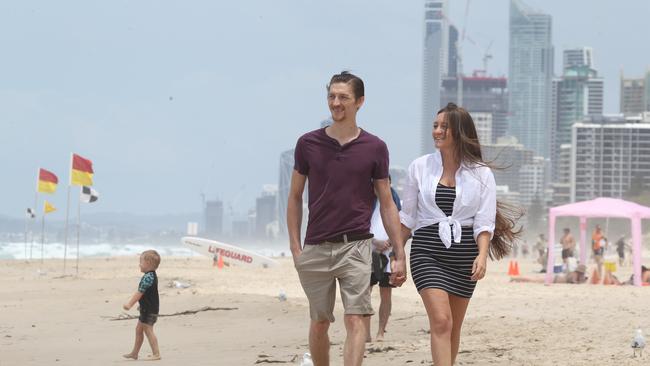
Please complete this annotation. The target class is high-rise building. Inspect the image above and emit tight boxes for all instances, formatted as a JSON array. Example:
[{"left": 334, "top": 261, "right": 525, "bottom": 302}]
[
  {"left": 550, "top": 143, "right": 572, "bottom": 206},
  {"left": 482, "top": 137, "right": 534, "bottom": 194},
  {"left": 204, "top": 199, "right": 223, "bottom": 238},
  {"left": 255, "top": 187, "right": 277, "bottom": 239},
  {"left": 472, "top": 112, "right": 492, "bottom": 145},
  {"left": 508, "top": 0, "right": 554, "bottom": 157},
  {"left": 551, "top": 60, "right": 603, "bottom": 180},
  {"left": 482, "top": 136, "right": 548, "bottom": 211},
  {"left": 447, "top": 25, "right": 458, "bottom": 78},
  {"left": 277, "top": 149, "right": 294, "bottom": 237},
  {"left": 562, "top": 47, "right": 593, "bottom": 70},
  {"left": 571, "top": 113, "right": 650, "bottom": 202},
  {"left": 519, "top": 156, "right": 548, "bottom": 206},
  {"left": 421, "top": 0, "right": 449, "bottom": 155},
  {"left": 441, "top": 74, "right": 508, "bottom": 143},
  {"left": 620, "top": 71, "right": 649, "bottom": 116}
]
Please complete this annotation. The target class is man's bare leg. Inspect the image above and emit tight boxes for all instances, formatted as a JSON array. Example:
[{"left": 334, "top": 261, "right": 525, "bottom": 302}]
[
  {"left": 376, "top": 287, "right": 392, "bottom": 341},
  {"left": 363, "top": 315, "right": 372, "bottom": 342},
  {"left": 343, "top": 314, "right": 367, "bottom": 366},
  {"left": 309, "top": 320, "right": 330, "bottom": 366}
]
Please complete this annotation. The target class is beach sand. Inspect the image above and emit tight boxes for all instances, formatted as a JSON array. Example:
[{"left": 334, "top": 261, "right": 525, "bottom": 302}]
[{"left": 1, "top": 254, "right": 648, "bottom": 365}]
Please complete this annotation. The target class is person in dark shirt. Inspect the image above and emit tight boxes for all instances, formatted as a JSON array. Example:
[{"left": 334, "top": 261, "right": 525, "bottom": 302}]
[
  {"left": 122, "top": 250, "right": 161, "bottom": 361},
  {"left": 288, "top": 71, "right": 406, "bottom": 366}
]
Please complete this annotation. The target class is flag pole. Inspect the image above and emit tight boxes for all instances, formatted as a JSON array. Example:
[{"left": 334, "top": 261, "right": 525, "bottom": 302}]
[
  {"left": 40, "top": 209, "right": 46, "bottom": 265},
  {"left": 63, "top": 153, "right": 73, "bottom": 274},
  {"left": 30, "top": 168, "right": 39, "bottom": 261},
  {"left": 76, "top": 188, "right": 81, "bottom": 276},
  {"left": 23, "top": 211, "right": 28, "bottom": 261}
]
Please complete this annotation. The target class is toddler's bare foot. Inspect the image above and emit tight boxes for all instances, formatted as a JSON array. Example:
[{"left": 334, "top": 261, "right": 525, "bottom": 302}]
[
  {"left": 144, "top": 354, "right": 161, "bottom": 361},
  {"left": 122, "top": 353, "right": 138, "bottom": 360}
]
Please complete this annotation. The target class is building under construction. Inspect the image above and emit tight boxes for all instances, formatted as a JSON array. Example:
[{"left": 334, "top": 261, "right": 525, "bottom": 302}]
[{"left": 440, "top": 73, "right": 508, "bottom": 144}]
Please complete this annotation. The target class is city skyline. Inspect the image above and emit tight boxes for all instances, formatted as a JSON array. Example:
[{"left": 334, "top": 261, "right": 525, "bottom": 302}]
[{"left": 2, "top": 0, "right": 650, "bottom": 219}]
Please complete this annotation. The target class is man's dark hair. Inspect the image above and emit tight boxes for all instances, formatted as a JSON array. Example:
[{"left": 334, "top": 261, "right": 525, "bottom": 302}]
[{"left": 327, "top": 71, "right": 364, "bottom": 100}]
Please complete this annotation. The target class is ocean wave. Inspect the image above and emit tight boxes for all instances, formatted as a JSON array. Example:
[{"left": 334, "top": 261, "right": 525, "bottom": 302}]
[{"left": 0, "top": 241, "right": 290, "bottom": 260}]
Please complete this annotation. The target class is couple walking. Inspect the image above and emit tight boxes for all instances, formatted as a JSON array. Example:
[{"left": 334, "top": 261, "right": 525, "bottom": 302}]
[{"left": 287, "top": 71, "right": 519, "bottom": 366}]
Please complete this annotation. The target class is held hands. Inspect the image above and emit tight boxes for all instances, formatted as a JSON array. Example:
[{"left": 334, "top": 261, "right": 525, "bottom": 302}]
[
  {"left": 389, "top": 257, "right": 407, "bottom": 287},
  {"left": 471, "top": 254, "right": 488, "bottom": 281}
]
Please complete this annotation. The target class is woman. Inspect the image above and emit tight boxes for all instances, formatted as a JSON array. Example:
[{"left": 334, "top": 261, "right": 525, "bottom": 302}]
[{"left": 399, "top": 103, "right": 520, "bottom": 366}]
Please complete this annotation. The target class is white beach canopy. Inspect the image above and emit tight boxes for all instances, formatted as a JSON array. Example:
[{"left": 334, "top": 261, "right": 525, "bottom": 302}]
[{"left": 545, "top": 197, "right": 650, "bottom": 286}]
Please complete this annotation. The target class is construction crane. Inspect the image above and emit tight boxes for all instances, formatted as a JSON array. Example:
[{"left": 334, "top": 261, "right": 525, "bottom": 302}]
[{"left": 442, "top": 0, "right": 494, "bottom": 102}]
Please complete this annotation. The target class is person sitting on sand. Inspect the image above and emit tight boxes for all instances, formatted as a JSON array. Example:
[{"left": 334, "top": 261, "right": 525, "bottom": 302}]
[
  {"left": 510, "top": 264, "right": 588, "bottom": 284},
  {"left": 122, "top": 250, "right": 161, "bottom": 361},
  {"left": 603, "top": 266, "right": 650, "bottom": 285}
]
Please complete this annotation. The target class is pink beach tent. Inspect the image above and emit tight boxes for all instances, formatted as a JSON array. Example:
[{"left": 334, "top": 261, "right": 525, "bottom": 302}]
[{"left": 545, "top": 197, "right": 650, "bottom": 286}]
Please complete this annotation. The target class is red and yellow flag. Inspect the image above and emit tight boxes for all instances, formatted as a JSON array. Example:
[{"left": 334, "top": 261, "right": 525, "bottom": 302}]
[
  {"left": 71, "top": 154, "right": 94, "bottom": 186},
  {"left": 38, "top": 168, "right": 58, "bottom": 194}
]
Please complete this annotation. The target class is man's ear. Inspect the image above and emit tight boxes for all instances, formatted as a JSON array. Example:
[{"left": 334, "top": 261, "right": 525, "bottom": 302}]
[{"left": 356, "top": 95, "right": 365, "bottom": 110}]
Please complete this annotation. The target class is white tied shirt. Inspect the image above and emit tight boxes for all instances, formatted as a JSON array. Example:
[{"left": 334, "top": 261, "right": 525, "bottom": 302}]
[{"left": 399, "top": 152, "right": 497, "bottom": 248}]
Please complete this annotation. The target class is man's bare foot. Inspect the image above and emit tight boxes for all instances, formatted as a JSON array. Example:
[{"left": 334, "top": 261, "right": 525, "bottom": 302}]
[
  {"left": 122, "top": 353, "right": 138, "bottom": 360},
  {"left": 143, "top": 354, "right": 161, "bottom": 361}
]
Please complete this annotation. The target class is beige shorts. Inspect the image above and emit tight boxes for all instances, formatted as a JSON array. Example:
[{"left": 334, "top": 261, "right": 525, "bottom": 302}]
[{"left": 295, "top": 238, "right": 373, "bottom": 322}]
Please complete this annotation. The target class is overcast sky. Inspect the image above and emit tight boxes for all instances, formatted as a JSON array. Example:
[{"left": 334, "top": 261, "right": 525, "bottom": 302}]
[{"left": 1, "top": 0, "right": 649, "bottom": 219}]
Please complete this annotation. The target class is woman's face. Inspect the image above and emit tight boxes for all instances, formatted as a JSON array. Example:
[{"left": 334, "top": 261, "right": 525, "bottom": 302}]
[{"left": 433, "top": 112, "right": 455, "bottom": 151}]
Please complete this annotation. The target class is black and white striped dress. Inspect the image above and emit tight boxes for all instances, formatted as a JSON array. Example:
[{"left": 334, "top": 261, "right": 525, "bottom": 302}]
[{"left": 410, "top": 183, "right": 479, "bottom": 298}]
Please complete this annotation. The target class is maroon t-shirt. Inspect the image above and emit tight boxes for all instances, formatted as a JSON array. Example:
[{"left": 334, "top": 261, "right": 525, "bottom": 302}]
[{"left": 294, "top": 127, "right": 390, "bottom": 244}]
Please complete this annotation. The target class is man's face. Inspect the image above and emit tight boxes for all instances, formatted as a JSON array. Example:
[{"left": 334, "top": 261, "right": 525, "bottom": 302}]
[{"left": 327, "top": 82, "right": 363, "bottom": 122}]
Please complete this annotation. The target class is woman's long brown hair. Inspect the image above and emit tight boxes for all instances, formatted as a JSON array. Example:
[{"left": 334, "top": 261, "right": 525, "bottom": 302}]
[{"left": 437, "top": 102, "right": 523, "bottom": 260}]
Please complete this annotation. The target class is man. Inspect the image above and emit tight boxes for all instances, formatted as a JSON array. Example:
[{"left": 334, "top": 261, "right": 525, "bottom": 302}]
[
  {"left": 287, "top": 71, "right": 406, "bottom": 366},
  {"left": 591, "top": 225, "right": 605, "bottom": 278},
  {"left": 534, "top": 233, "right": 547, "bottom": 272},
  {"left": 560, "top": 228, "right": 576, "bottom": 266},
  {"left": 615, "top": 235, "right": 629, "bottom": 267}
]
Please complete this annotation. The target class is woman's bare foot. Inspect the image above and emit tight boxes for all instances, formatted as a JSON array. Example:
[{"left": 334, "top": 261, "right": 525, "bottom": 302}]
[
  {"left": 375, "top": 333, "right": 385, "bottom": 342},
  {"left": 143, "top": 354, "right": 161, "bottom": 361},
  {"left": 122, "top": 353, "right": 138, "bottom": 360}
]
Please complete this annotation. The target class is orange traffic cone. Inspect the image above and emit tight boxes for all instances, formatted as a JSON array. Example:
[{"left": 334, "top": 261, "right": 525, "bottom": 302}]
[
  {"left": 590, "top": 269, "right": 600, "bottom": 284},
  {"left": 508, "top": 260, "right": 520, "bottom": 276},
  {"left": 217, "top": 254, "right": 224, "bottom": 269}
]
